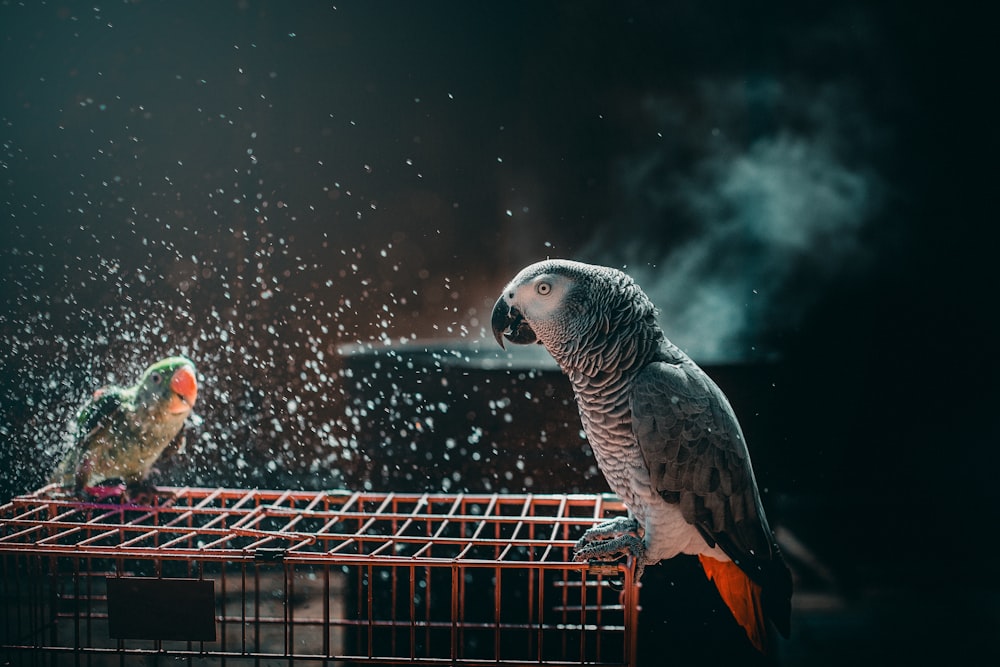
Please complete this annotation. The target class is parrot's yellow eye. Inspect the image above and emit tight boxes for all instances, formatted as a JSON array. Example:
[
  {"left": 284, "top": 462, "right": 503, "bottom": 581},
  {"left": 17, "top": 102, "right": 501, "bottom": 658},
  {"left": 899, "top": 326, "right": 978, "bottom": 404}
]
[{"left": 536, "top": 282, "right": 551, "bottom": 295}]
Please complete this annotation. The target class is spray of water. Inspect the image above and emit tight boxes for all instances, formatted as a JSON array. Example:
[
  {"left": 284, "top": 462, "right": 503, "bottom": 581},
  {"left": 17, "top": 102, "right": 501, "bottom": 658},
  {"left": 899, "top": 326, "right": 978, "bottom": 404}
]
[
  {"left": 0, "top": 217, "right": 582, "bottom": 501},
  {"left": 0, "top": 220, "right": 474, "bottom": 499}
]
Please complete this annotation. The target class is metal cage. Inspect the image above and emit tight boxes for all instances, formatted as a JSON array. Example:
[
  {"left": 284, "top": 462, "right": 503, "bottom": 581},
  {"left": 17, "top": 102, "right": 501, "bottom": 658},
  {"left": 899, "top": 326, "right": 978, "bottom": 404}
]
[{"left": 1, "top": 486, "right": 639, "bottom": 666}]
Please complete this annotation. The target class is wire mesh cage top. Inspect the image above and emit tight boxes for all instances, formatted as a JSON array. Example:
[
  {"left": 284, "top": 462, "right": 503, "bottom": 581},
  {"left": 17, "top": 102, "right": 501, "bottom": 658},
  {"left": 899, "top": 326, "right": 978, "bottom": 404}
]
[
  {"left": 1, "top": 486, "right": 639, "bottom": 666},
  {"left": 1, "top": 486, "right": 633, "bottom": 563}
]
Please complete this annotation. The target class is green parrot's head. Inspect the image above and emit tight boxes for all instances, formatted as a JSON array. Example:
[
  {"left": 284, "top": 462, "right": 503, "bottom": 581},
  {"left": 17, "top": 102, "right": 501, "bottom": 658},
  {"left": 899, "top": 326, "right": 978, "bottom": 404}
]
[
  {"left": 134, "top": 356, "right": 199, "bottom": 416},
  {"left": 491, "top": 259, "right": 655, "bottom": 359}
]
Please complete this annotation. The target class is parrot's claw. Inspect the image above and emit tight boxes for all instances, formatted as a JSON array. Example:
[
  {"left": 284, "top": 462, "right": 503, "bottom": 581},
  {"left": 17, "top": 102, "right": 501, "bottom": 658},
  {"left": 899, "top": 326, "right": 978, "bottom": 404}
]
[
  {"left": 124, "top": 480, "right": 163, "bottom": 506},
  {"left": 77, "top": 479, "right": 167, "bottom": 505},
  {"left": 572, "top": 531, "right": 647, "bottom": 583},
  {"left": 82, "top": 480, "right": 128, "bottom": 502},
  {"left": 575, "top": 516, "right": 640, "bottom": 550}
]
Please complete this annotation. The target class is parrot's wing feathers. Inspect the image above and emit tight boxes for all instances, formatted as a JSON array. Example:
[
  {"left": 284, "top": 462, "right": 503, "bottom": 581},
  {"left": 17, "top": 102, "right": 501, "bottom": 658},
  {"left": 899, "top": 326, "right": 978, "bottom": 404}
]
[
  {"left": 630, "top": 360, "right": 776, "bottom": 572},
  {"left": 631, "top": 360, "right": 792, "bottom": 639},
  {"left": 76, "top": 387, "right": 126, "bottom": 446},
  {"left": 50, "top": 387, "right": 126, "bottom": 488}
]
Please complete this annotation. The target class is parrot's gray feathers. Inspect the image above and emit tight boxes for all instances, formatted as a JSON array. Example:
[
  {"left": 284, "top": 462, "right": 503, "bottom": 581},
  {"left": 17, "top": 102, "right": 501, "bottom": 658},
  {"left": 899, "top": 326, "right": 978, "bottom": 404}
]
[
  {"left": 631, "top": 357, "right": 772, "bottom": 565},
  {"left": 694, "top": 522, "right": 717, "bottom": 548},
  {"left": 492, "top": 259, "right": 792, "bottom": 647},
  {"left": 632, "top": 354, "right": 792, "bottom": 632}
]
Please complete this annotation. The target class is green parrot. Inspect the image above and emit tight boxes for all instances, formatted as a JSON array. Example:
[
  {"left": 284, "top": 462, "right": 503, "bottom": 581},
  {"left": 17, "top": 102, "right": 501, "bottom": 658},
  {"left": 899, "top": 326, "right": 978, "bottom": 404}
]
[{"left": 50, "top": 356, "right": 199, "bottom": 502}]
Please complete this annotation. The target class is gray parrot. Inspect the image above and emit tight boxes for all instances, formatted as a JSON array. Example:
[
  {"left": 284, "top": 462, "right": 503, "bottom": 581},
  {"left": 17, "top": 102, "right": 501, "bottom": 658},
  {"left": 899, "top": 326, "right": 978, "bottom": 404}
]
[
  {"left": 51, "top": 356, "right": 199, "bottom": 503},
  {"left": 491, "top": 259, "right": 791, "bottom": 653}
]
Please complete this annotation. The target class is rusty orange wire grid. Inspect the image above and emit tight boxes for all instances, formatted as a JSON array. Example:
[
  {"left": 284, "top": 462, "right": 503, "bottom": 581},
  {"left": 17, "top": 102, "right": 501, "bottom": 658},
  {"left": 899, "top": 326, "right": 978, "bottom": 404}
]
[{"left": 0, "top": 486, "right": 640, "bottom": 666}]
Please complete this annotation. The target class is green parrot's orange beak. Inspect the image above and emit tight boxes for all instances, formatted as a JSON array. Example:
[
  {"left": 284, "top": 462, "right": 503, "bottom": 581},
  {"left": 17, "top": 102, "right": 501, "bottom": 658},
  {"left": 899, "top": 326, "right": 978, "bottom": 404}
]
[{"left": 169, "top": 365, "right": 198, "bottom": 413}]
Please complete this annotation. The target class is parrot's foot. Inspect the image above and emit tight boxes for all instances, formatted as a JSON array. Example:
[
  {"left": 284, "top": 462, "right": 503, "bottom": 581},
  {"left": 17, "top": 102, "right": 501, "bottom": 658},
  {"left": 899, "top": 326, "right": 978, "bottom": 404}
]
[
  {"left": 82, "top": 480, "right": 128, "bottom": 502},
  {"left": 124, "top": 480, "right": 163, "bottom": 506},
  {"left": 573, "top": 523, "right": 647, "bottom": 583},
  {"left": 81, "top": 480, "right": 169, "bottom": 505},
  {"left": 575, "top": 516, "right": 640, "bottom": 548}
]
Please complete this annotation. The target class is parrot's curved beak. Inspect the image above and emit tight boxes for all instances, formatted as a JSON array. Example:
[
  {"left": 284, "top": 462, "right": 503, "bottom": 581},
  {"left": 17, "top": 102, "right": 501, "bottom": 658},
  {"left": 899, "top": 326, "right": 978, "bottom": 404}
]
[
  {"left": 169, "top": 365, "right": 198, "bottom": 413},
  {"left": 491, "top": 296, "right": 537, "bottom": 349}
]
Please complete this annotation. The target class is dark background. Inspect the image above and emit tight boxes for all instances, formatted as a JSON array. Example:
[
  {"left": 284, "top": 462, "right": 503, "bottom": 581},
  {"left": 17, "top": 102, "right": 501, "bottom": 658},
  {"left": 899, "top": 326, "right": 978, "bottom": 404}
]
[{"left": 1, "top": 1, "right": 997, "bottom": 664}]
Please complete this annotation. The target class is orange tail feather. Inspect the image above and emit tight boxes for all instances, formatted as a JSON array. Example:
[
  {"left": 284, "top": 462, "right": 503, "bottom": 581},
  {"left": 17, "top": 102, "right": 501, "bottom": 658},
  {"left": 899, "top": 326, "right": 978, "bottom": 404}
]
[{"left": 698, "top": 554, "right": 768, "bottom": 653}]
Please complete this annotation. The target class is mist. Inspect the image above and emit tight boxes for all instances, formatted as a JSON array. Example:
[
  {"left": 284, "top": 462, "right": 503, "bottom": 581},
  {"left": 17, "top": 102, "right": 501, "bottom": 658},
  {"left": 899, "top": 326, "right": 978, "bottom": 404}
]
[{"left": 584, "top": 78, "right": 883, "bottom": 363}]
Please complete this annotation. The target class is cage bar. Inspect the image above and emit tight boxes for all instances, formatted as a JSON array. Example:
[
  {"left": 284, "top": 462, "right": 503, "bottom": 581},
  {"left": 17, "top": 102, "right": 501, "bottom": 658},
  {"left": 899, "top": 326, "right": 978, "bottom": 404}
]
[{"left": 1, "top": 486, "right": 639, "bottom": 665}]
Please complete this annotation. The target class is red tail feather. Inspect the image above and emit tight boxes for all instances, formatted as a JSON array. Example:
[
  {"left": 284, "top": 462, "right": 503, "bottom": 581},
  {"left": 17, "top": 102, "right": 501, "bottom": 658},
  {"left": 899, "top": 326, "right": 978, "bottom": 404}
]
[{"left": 698, "top": 554, "right": 768, "bottom": 653}]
